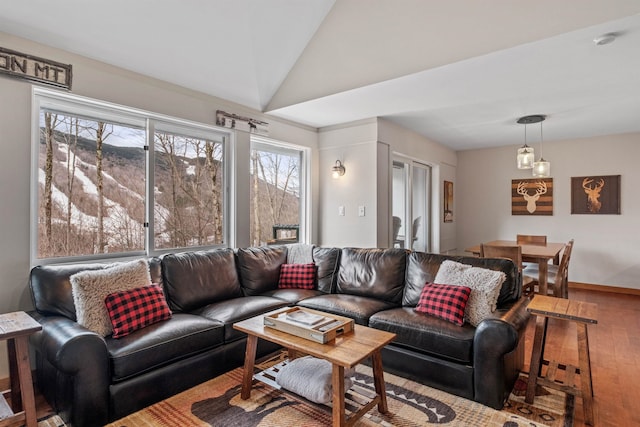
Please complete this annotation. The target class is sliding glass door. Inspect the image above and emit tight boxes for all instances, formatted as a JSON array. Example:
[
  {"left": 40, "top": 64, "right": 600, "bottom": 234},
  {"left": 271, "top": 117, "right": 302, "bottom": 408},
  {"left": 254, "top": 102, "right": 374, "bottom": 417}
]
[{"left": 392, "top": 159, "right": 431, "bottom": 251}]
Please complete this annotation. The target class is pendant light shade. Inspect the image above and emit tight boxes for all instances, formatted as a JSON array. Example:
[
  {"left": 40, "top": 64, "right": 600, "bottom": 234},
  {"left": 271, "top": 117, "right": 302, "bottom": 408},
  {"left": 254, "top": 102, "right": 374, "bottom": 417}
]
[
  {"left": 532, "top": 159, "right": 550, "bottom": 177},
  {"left": 517, "top": 144, "right": 534, "bottom": 169},
  {"left": 517, "top": 115, "right": 550, "bottom": 177}
]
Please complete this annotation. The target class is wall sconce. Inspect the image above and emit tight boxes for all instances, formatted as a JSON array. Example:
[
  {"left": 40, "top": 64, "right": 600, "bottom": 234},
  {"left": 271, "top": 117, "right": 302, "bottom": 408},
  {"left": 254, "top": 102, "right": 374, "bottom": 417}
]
[{"left": 331, "top": 160, "right": 345, "bottom": 179}]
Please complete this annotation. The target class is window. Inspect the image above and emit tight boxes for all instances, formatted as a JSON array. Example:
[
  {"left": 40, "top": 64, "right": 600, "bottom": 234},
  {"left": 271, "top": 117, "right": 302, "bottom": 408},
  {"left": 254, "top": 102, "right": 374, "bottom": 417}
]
[
  {"left": 249, "top": 137, "right": 308, "bottom": 246},
  {"left": 32, "top": 89, "right": 230, "bottom": 263},
  {"left": 152, "top": 124, "right": 225, "bottom": 250}
]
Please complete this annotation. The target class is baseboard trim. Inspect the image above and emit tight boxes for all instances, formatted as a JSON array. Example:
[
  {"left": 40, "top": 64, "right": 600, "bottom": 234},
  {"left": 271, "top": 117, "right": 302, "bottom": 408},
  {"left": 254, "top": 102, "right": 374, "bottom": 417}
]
[{"left": 569, "top": 281, "right": 640, "bottom": 296}]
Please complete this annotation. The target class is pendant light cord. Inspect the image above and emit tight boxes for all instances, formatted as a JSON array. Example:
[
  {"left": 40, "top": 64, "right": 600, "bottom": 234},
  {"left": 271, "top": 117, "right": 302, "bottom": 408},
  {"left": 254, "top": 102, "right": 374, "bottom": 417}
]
[{"left": 539, "top": 121, "right": 543, "bottom": 159}]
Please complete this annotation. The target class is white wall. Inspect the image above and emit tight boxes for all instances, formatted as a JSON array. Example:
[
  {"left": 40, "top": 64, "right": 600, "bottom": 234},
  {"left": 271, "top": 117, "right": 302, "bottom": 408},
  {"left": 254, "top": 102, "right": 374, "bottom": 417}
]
[
  {"left": 317, "top": 118, "right": 458, "bottom": 250},
  {"left": 318, "top": 120, "right": 379, "bottom": 247},
  {"left": 0, "top": 32, "right": 319, "bottom": 377},
  {"left": 457, "top": 132, "right": 640, "bottom": 289}
]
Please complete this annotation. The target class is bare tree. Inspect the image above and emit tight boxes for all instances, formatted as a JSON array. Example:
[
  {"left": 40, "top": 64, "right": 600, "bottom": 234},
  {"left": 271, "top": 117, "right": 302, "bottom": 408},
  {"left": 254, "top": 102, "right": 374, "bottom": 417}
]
[
  {"left": 257, "top": 153, "right": 298, "bottom": 224},
  {"left": 62, "top": 117, "right": 80, "bottom": 254},
  {"left": 251, "top": 150, "right": 261, "bottom": 245},
  {"left": 94, "top": 121, "right": 113, "bottom": 253},
  {"left": 156, "top": 133, "right": 185, "bottom": 247},
  {"left": 42, "top": 112, "right": 62, "bottom": 250},
  {"left": 205, "top": 140, "right": 223, "bottom": 242}
]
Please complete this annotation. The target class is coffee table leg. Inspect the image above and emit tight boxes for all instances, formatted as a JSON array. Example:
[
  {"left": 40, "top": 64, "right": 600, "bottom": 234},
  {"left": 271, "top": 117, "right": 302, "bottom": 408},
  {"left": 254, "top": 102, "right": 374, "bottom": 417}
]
[
  {"left": 371, "top": 350, "right": 389, "bottom": 413},
  {"left": 241, "top": 335, "right": 258, "bottom": 400},
  {"left": 332, "top": 364, "right": 346, "bottom": 427}
]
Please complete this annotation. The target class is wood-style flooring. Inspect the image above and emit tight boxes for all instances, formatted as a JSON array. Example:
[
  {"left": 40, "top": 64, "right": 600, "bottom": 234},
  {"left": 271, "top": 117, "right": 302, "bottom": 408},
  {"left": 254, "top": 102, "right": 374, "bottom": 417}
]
[{"left": 30, "top": 287, "right": 640, "bottom": 426}]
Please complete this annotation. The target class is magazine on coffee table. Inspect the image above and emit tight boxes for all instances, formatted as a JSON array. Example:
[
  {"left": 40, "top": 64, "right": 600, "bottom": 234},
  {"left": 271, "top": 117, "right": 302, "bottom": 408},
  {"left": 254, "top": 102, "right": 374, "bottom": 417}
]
[{"left": 285, "top": 310, "right": 327, "bottom": 326}]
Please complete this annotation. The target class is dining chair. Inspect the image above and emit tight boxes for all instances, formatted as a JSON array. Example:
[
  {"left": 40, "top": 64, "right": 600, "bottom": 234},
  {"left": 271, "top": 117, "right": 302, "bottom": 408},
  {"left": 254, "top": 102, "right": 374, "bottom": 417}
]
[
  {"left": 516, "top": 234, "right": 550, "bottom": 267},
  {"left": 480, "top": 243, "right": 536, "bottom": 297},
  {"left": 523, "top": 239, "right": 574, "bottom": 298},
  {"left": 516, "top": 234, "right": 547, "bottom": 245},
  {"left": 392, "top": 216, "right": 402, "bottom": 248}
]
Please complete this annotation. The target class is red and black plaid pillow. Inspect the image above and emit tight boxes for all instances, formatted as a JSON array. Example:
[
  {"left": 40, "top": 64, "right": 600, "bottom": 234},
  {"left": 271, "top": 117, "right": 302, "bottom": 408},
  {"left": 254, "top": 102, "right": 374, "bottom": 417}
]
[
  {"left": 415, "top": 282, "right": 471, "bottom": 326},
  {"left": 278, "top": 263, "right": 317, "bottom": 289},
  {"left": 104, "top": 284, "right": 172, "bottom": 338}
]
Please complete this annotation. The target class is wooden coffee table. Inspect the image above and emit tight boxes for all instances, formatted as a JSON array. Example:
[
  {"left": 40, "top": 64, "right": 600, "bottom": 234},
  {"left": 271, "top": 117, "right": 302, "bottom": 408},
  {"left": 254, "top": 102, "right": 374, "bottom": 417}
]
[{"left": 233, "top": 308, "right": 396, "bottom": 427}]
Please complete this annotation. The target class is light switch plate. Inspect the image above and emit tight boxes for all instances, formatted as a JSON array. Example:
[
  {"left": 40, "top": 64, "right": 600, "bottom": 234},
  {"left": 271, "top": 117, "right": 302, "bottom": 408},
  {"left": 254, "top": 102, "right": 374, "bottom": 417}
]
[
  {"left": 338, "top": 206, "right": 345, "bottom": 216},
  {"left": 358, "top": 206, "right": 365, "bottom": 217}
]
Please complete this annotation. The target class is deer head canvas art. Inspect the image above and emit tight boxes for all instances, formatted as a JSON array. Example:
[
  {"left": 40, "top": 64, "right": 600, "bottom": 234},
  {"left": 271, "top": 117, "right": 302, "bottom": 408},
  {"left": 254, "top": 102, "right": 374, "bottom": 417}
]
[
  {"left": 582, "top": 178, "right": 604, "bottom": 213},
  {"left": 517, "top": 181, "right": 547, "bottom": 213},
  {"left": 571, "top": 175, "right": 620, "bottom": 215},
  {"left": 512, "top": 178, "right": 553, "bottom": 216}
]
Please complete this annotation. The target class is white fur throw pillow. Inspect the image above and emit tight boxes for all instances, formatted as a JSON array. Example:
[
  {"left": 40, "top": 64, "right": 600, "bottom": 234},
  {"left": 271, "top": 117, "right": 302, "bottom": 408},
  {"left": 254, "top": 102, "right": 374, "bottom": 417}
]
[
  {"left": 434, "top": 260, "right": 505, "bottom": 327},
  {"left": 276, "top": 356, "right": 355, "bottom": 405},
  {"left": 70, "top": 259, "right": 152, "bottom": 336}
]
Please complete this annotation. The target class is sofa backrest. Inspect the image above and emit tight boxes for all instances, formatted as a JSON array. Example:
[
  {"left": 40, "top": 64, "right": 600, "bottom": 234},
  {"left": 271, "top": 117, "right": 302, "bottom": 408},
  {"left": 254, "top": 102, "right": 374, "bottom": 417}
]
[
  {"left": 161, "top": 248, "right": 242, "bottom": 312},
  {"left": 337, "top": 248, "right": 407, "bottom": 304},
  {"left": 236, "top": 246, "right": 288, "bottom": 296},
  {"left": 403, "top": 252, "right": 520, "bottom": 307},
  {"left": 29, "top": 257, "right": 162, "bottom": 320}
]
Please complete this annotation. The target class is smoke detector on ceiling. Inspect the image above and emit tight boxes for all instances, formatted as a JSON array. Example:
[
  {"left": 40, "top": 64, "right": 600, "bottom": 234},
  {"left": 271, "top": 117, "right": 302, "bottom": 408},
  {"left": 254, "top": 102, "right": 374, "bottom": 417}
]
[{"left": 593, "top": 33, "right": 617, "bottom": 46}]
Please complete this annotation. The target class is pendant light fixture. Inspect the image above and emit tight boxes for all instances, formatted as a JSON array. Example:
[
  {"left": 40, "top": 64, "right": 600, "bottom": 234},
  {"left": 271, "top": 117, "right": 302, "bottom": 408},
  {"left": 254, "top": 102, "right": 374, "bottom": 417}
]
[
  {"left": 516, "top": 118, "right": 534, "bottom": 169},
  {"left": 517, "top": 115, "right": 550, "bottom": 177}
]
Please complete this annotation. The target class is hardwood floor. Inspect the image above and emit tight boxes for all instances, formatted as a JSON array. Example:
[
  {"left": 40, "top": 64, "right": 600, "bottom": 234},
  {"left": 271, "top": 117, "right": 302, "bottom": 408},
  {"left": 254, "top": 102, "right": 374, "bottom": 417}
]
[
  {"left": 29, "top": 287, "right": 639, "bottom": 426},
  {"left": 523, "top": 287, "right": 640, "bottom": 427}
]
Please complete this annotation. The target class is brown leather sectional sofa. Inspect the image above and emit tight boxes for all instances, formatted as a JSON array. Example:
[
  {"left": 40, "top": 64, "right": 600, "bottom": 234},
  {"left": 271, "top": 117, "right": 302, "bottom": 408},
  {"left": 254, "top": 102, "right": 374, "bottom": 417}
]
[{"left": 28, "top": 246, "right": 529, "bottom": 426}]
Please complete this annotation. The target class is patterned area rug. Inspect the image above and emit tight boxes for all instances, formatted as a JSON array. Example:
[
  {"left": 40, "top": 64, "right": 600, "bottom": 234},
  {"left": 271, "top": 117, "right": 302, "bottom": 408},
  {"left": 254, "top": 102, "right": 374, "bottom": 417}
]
[
  {"left": 105, "top": 353, "right": 573, "bottom": 427},
  {"left": 37, "top": 414, "right": 66, "bottom": 426}
]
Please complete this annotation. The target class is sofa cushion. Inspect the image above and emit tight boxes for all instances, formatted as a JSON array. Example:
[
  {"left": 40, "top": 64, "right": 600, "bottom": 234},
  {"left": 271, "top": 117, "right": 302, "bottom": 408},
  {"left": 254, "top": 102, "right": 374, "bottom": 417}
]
[
  {"left": 415, "top": 283, "right": 470, "bottom": 326},
  {"left": 337, "top": 248, "right": 406, "bottom": 304},
  {"left": 278, "top": 263, "right": 317, "bottom": 289},
  {"left": 369, "top": 307, "right": 475, "bottom": 364},
  {"left": 193, "top": 296, "right": 289, "bottom": 342},
  {"left": 313, "top": 247, "right": 341, "bottom": 293},
  {"left": 105, "top": 284, "right": 172, "bottom": 338},
  {"left": 261, "top": 288, "right": 324, "bottom": 305},
  {"left": 297, "top": 294, "right": 397, "bottom": 325},
  {"left": 162, "top": 248, "right": 242, "bottom": 312},
  {"left": 107, "top": 313, "right": 224, "bottom": 382},
  {"left": 403, "top": 252, "right": 519, "bottom": 308},
  {"left": 434, "top": 260, "right": 505, "bottom": 327},
  {"left": 237, "top": 246, "right": 288, "bottom": 296},
  {"left": 70, "top": 259, "right": 152, "bottom": 336}
]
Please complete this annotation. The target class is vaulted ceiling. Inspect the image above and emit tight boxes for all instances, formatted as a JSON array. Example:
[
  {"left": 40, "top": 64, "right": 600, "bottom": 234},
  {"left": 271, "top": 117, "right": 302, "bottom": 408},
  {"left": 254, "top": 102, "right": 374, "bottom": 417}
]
[{"left": 1, "top": 0, "right": 639, "bottom": 150}]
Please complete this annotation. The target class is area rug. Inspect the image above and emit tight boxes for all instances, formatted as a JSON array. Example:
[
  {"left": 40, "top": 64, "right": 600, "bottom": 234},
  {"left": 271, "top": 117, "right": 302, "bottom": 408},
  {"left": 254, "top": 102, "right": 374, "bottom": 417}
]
[
  {"left": 106, "top": 354, "right": 573, "bottom": 427},
  {"left": 37, "top": 414, "right": 66, "bottom": 427}
]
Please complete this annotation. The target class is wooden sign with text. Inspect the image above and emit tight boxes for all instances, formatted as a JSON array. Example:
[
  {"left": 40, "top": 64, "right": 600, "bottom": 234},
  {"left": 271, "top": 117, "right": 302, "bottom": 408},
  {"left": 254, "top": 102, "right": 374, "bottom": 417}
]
[{"left": 0, "top": 47, "right": 72, "bottom": 90}]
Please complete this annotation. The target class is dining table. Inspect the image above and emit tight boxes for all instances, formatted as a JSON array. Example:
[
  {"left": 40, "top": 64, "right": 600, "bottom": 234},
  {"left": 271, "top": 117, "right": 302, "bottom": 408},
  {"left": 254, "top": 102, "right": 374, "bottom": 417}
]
[{"left": 465, "top": 240, "right": 566, "bottom": 296}]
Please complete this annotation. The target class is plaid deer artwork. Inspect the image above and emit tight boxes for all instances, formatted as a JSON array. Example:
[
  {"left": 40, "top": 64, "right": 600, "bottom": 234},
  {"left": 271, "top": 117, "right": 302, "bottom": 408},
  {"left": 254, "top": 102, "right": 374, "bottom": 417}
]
[{"left": 511, "top": 178, "right": 553, "bottom": 215}]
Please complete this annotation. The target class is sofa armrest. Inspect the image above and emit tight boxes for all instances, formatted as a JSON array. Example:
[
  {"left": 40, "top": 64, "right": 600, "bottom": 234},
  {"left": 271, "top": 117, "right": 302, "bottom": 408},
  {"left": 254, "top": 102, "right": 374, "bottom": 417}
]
[
  {"left": 472, "top": 297, "right": 530, "bottom": 409},
  {"left": 30, "top": 312, "right": 110, "bottom": 426}
]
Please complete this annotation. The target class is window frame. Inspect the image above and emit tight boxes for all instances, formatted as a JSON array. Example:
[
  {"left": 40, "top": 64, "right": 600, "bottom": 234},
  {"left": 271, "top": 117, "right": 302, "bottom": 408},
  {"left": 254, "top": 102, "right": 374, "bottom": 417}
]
[
  {"left": 31, "top": 87, "right": 233, "bottom": 265},
  {"left": 250, "top": 135, "right": 311, "bottom": 245}
]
